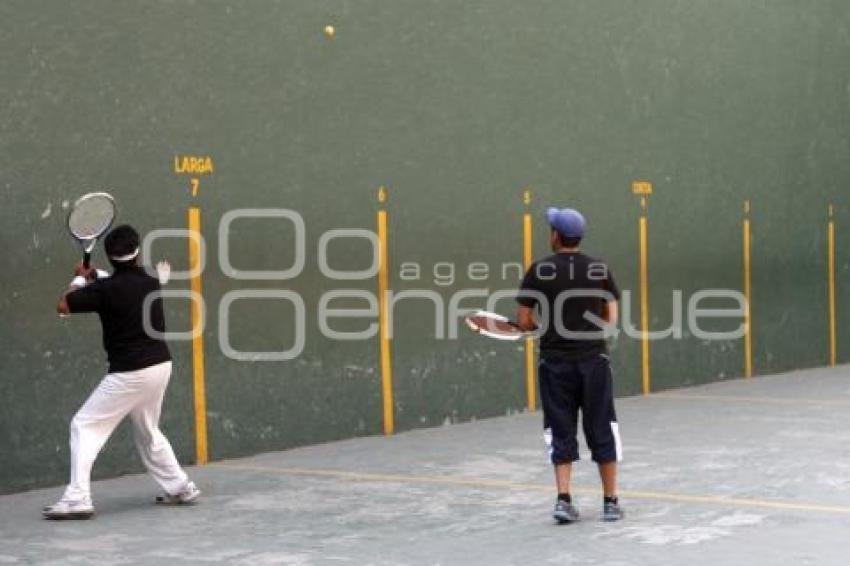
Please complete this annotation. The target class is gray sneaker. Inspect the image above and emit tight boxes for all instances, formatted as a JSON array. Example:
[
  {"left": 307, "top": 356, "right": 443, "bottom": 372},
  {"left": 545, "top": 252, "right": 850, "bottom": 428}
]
[
  {"left": 156, "top": 481, "right": 201, "bottom": 505},
  {"left": 602, "top": 500, "right": 624, "bottom": 521},
  {"left": 553, "top": 499, "right": 580, "bottom": 524},
  {"left": 42, "top": 498, "right": 95, "bottom": 520}
]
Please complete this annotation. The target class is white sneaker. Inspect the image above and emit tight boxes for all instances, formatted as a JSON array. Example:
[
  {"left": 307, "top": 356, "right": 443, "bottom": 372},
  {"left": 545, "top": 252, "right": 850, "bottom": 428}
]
[
  {"left": 42, "top": 498, "right": 95, "bottom": 520},
  {"left": 156, "top": 481, "right": 201, "bottom": 505}
]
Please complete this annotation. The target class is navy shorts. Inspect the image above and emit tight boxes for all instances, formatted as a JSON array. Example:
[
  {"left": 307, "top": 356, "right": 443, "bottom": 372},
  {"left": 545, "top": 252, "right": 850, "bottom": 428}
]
[{"left": 539, "top": 352, "right": 621, "bottom": 465}]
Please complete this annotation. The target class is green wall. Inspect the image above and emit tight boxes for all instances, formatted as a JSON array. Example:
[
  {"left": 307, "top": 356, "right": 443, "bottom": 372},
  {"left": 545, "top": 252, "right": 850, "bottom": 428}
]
[{"left": 2, "top": 0, "right": 849, "bottom": 494}]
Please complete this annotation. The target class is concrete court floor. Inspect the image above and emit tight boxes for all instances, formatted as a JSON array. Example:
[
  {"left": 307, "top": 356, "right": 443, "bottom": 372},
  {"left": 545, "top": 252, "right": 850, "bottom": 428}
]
[{"left": 1, "top": 365, "right": 850, "bottom": 565}]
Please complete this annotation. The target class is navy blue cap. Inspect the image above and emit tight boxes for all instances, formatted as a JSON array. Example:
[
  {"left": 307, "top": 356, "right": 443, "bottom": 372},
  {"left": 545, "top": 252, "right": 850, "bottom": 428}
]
[{"left": 546, "top": 207, "right": 586, "bottom": 238}]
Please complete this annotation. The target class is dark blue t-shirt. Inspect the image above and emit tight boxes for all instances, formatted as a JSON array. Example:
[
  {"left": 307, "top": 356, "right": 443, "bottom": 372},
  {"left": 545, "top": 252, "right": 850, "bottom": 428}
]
[{"left": 517, "top": 251, "right": 620, "bottom": 360}]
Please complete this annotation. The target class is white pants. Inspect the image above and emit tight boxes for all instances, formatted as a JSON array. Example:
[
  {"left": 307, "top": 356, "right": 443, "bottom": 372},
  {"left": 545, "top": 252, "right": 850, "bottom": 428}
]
[{"left": 62, "top": 361, "right": 189, "bottom": 502}]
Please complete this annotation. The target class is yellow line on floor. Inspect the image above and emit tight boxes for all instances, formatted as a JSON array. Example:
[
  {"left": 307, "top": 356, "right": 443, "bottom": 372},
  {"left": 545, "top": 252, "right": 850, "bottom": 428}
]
[
  {"left": 652, "top": 392, "right": 850, "bottom": 406},
  {"left": 212, "top": 462, "right": 850, "bottom": 516}
]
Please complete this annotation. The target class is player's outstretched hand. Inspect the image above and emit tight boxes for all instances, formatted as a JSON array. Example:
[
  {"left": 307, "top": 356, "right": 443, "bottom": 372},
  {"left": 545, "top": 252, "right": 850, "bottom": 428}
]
[{"left": 156, "top": 261, "right": 171, "bottom": 285}]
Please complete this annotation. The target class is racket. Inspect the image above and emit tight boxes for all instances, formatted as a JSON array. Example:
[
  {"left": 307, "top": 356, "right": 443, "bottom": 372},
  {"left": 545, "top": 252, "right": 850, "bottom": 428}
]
[
  {"left": 464, "top": 310, "right": 529, "bottom": 341},
  {"left": 66, "top": 192, "right": 116, "bottom": 268}
]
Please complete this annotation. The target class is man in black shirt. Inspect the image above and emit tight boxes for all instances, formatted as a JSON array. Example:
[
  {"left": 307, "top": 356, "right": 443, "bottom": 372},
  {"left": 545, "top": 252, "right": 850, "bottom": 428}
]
[
  {"left": 43, "top": 225, "right": 200, "bottom": 519},
  {"left": 516, "top": 207, "right": 623, "bottom": 523}
]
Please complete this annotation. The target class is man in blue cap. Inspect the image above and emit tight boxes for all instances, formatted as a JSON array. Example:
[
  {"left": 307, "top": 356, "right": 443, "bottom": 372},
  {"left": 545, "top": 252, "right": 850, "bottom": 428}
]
[{"left": 516, "top": 207, "right": 623, "bottom": 523}]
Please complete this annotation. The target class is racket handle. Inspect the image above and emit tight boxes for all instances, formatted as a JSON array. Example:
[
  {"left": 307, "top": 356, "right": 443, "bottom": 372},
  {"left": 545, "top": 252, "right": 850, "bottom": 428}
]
[{"left": 83, "top": 252, "right": 91, "bottom": 269}]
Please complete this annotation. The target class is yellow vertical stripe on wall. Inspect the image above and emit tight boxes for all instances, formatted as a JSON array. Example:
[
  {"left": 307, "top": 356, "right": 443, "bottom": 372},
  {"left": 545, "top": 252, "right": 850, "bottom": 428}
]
[
  {"left": 828, "top": 206, "right": 837, "bottom": 368},
  {"left": 743, "top": 201, "right": 753, "bottom": 378},
  {"left": 523, "top": 210, "right": 536, "bottom": 411},
  {"left": 639, "top": 205, "right": 651, "bottom": 395},
  {"left": 377, "top": 207, "right": 394, "bottom": 435},
  {"left": 188, "top": 206, "right": 208, "bottom": 464}
]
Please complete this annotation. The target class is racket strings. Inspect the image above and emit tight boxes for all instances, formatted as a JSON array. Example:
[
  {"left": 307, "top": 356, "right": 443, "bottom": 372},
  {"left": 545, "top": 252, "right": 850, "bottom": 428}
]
[
  {"left": 466, "top": 313, "right": 523, "bottom": 337},
  {"left": 68, "top": 197, "right": 115, "bottom": 239}
]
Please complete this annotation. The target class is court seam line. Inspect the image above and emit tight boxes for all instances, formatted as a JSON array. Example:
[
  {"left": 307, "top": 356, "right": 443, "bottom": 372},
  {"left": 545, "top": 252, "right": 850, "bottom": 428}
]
[
  {"left": 651, "top": 392, "right": 850, "bottom": 406},
  {"left": 211, "top": 462, "right": 850, "bottom": 515}
]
